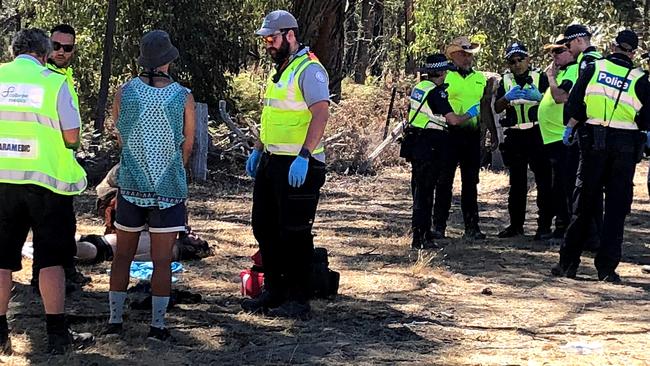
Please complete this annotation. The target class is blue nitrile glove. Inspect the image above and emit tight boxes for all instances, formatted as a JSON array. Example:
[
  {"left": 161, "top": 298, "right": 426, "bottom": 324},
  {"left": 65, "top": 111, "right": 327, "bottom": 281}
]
[
  {"left": 504, "top": 85, "right": 524, "bottom": 101},
  {"left": 466, "top": 104, "right": 480, "bottom": 118},
  {"left": 562, "top": 126, "right": 573, "bottom": 146},
  {"left": 288, "top": 156, "right": 309, "bottom": 187},
  {"left": 523, "top": 85, "right": 543, "bottom": 101},
  {"left": 646, "top": 131, "right": 650, "bottom": 148},
  {"left": 246, "top": 149, "right": 262, "bottom": 177}
]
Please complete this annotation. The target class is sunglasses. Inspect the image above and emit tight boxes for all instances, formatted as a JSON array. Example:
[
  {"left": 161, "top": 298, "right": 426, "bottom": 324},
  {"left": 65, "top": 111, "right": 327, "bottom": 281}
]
[
  {"left": 508, "top": 57, "right": 525, "bottom": 65},
  {"left": 551, "top": 47, "right": 568, "bottom": 55},
  {"left": 52, "top": 41, "right": 74, "bottom": 53},
  {"left": 261, "top": 31, "right": 288, "bottom": 45}
]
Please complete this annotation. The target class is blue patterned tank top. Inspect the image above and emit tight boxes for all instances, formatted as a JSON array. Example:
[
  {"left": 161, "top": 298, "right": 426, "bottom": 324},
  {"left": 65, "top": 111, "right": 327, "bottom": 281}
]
[{"left": 116, "top": 77, "right": 189, "bottom": 209}]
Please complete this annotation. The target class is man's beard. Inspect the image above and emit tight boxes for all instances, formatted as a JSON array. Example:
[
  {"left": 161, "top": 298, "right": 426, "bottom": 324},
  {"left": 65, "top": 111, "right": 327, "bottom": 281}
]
[{"left": 270, "top": 38, "right": 290, "bottom": 64}]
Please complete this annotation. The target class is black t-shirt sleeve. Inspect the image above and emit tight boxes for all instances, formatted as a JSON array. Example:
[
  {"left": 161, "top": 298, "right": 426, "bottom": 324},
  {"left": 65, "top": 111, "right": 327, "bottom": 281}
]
[
  {"left": 558, "top": 80, "right": 573, "bottom": 93},
  {"left": 635, "top": 73, "right": 650, "bottom": 130},
  {"left": 426, "top": 88, "right": 454, "bottom": 116},
  {"left": 538, "top": 72, "right": 549, "bottom": 93},
  {"left": 496, "top": 79, "right": 505, "bottom": 99},
  {"left": 565, "top": 63, "right": 595, "bottom": 123}
]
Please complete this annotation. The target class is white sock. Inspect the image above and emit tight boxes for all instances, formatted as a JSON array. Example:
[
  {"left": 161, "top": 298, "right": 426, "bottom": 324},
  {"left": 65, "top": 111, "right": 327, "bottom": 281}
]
[
  {"left": 108, "top": 291, "right": 127, "bottom": 324},
  {"left": 151, "top": 296, "right": 170, "bottom": 329}
]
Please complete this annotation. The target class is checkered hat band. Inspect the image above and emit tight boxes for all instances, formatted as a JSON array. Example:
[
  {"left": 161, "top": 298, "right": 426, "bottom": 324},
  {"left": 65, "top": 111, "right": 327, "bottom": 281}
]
[
  {"left": 505, "top": 50, "right": 529, "bottom": 59},
  {"left": 424, "top": 61, "right": 449, "bottom": 69},
  {"left": 566, "top": 32, "right": 588, "bottom": 40}
]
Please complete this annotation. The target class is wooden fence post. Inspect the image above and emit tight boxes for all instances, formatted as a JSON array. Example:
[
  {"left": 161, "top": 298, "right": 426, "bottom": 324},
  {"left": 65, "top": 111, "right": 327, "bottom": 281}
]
[{"left": 190, "top": 102, "right": 209, "bottom": 183}]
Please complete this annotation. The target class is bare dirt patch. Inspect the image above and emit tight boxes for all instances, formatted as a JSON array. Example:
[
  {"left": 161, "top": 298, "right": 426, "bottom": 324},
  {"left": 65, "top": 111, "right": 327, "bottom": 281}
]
[{"left": 3, "top": 162, "right": 650, "bottom": 365}]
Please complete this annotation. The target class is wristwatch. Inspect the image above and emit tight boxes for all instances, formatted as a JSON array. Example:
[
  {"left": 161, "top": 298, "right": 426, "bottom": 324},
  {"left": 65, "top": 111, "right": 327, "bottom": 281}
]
[{"left": 298, "top": 147, "right": 311, "bottom": 159}]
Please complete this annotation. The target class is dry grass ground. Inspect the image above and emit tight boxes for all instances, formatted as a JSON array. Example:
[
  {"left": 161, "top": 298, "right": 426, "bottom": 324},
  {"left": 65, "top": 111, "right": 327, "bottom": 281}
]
[{"left": 2, "top": 160, "right": 650, "bottom": 366}]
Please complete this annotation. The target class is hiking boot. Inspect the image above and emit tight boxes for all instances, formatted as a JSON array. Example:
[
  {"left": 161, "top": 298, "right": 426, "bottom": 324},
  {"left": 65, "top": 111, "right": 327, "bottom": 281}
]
[
  {"left": 0, "top": 329, "right": 11, "bottom": 356},
  {"left": 101, "top": 323, "right": 124, "bottom": 338},
  {"left": 550, "top": 262, "right": 577, "bottom": 279},
  {"left": 241, "top": 290, "right": 284, "bottom": 314},
  {"left": 47, "top": 328, "right": 95, "bottom": 355},
  {"left": 427, "top": 229, "right": 446, "bottom": 240},
  {"left": 411, "top": 232, "right": 438, "bottom": 250},
  {"left": 147, "top": 326, "right": 171, "bottom": 342},
  {"left": 534, "top": 227, "right": 553, "bottom": 241},
  {"left": 497, "top": 225, "right": 523, "bottom": 238},
  {"left": 267, "top": 301, "right": 311, "bottom": 320},
  {"left": 411, "top": 239, "right": 438, "bottom": 250},
  {"left": 463, "top": 228, "right": 486, "bottom": 240},
  {"left": 598, "top": 272, "right": 622, "bottom": 284}
]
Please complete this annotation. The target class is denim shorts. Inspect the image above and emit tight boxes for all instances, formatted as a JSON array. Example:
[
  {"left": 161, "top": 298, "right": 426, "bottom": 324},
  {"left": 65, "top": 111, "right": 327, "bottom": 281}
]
[{"left": 114, "top": 193, "right": 186, "bottom": 233}]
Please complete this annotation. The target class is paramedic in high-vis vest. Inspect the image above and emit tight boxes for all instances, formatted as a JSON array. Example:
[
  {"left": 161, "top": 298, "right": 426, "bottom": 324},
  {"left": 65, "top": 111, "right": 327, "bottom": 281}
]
[
  {"left": 493, "top": 42, "right": 553, "bottom": 240},
  {"left": 242, "top": 10, "right": 329, "bottom": 320},
  {"left": 0, "top": 28, "right": 93, "bottom": 355},
  {"left": 552, "top": 30, "right": 650, "bottom": 283}
]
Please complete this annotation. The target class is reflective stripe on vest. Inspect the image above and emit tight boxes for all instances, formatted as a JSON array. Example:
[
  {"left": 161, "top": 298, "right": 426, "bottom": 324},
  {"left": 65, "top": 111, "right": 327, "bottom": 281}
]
[
  {"left": 260, "top": 51, "right": 326, "bottom": 156},
  {"left": 586, "top": 119, "right": 638, "bottom": 130},
  {"left": 408, "top": 80, "right": 447, "bottom": 129},
  {"left": 503, "top": 70, "right": 540, "bottom": 124},
  {"left": 584, "top": 59, "right": 644, "bottom": 129},
  {"left": 444, "top": 70, "right": 486, "bottom": 128},
  {"left": 0, "top": 58, "right": 86, "bottom": 195}
]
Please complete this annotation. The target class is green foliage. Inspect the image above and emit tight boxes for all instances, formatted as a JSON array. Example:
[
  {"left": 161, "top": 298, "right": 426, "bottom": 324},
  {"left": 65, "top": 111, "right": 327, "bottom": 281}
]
[
  {"left": 411, "top": 0, "right": 631, "bottom": 72},
  {"left": 10, "top": 0, "right": 291, "bottom": 125}
]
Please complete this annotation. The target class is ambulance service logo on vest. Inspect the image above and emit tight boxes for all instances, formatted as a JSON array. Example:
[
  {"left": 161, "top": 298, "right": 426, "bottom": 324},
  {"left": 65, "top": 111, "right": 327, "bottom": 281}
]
[
  {"left": 0, "top": 83, "right": 44, "bottom": 108},
  {"left": 596, "top": 71, "right": 631, "bottom": 91}
]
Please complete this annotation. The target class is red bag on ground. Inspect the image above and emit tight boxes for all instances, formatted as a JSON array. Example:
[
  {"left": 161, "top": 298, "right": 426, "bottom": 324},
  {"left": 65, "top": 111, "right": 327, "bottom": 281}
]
[{"left": 240, "top": 269, "right": 264, "bottom": 298}]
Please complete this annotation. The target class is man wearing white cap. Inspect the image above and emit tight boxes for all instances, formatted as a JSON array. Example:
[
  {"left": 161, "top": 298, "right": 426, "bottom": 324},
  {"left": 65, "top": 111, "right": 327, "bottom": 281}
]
[{"left": 243, "top": 10, "right": 330, "bottom": 320}]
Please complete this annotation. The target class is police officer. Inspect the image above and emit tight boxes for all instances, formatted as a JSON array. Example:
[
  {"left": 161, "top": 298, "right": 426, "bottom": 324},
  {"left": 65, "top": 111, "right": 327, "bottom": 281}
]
[
  {"left": 242, "top": 10, "right": 329, "bottom": 319},
  {"left": 494, "top": 42, "right": 553, "bottom": 239},
  {"left": 537, "top": 37, "right": 579, "bottom": 241},
  {"left": 562, "top": 24, "right": 604, "bottom": 250},
  {"left": 0, "top": 28, "right": 93, "bottom": 354},
  {"left": 404, "top": 54, "right": 480, "bottom": 249},
  {"left": 552, "top": 30, "right": 650, "bottom": 282},
  {"left": 563, "top": 24, "right": 602, "bottom": 75},
  {"left": 433, "top": 36, "right": 497, "bottom": 240}
]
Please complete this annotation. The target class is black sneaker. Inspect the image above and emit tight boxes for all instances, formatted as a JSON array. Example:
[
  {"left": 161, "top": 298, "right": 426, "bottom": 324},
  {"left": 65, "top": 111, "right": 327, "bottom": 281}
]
[
  {"left": 551, "top": 262, "right": 577, "bottom": 279},
  {"left": 463, "top": 228, "right": 486, "bottom": 240},
  {"left": 147, "top": 326, "right": 171, "bottom": 342},
  {"left": 47, "top": 329, "right": 95, "bottom": 355},
  {"left": 534, "top": 227, "right": 553, "bottom": 241},
  {"left": 241, "top": 290, "right": 284, "bottom": 314},
  {"left": 0, "top": 329, "right": 11, "bottom": 356},
  {"left": 267, "top": 301, "right": 311, "bottom": 320},
  {"left": 101, "top": 323, "right": 123, "bottom": 338},
  {"left": 598, "top": 272, "right": 622, "bottom": 284},
  {"left": 497, "top": 226, "right": 524, "bottom": 238}
]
